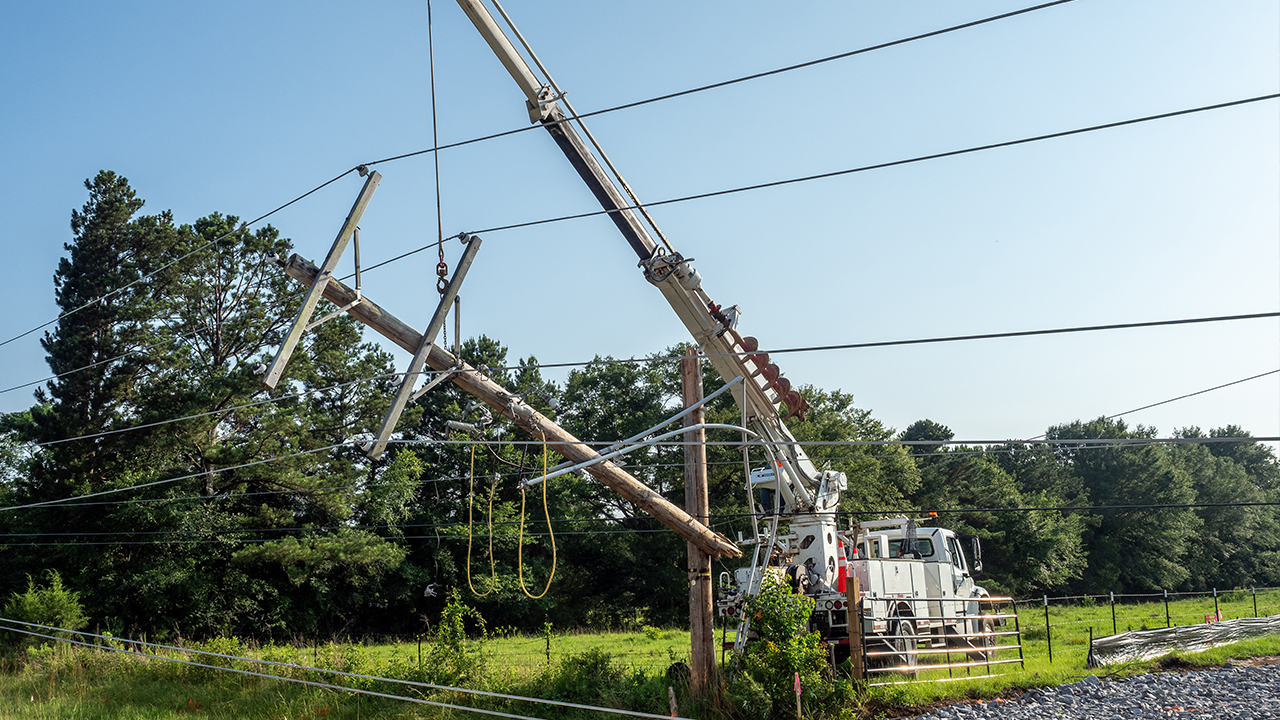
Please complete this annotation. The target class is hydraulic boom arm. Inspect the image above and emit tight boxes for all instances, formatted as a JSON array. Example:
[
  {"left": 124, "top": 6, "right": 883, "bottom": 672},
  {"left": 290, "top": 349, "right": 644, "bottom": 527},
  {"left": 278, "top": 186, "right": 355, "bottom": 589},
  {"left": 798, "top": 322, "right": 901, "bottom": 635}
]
[{"left": 455, "top": 0, "right": 846, "bottom": 530}]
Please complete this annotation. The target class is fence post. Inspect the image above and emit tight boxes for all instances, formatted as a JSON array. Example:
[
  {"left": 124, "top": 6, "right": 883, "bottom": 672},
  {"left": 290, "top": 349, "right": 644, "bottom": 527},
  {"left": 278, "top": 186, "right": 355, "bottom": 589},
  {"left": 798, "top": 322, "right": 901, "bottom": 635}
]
[
  {"left": 1253, "top": 587, "right": 1258, "bottom": 618},
  {"left": 1044, "top": 595, "right": 1052, "bottom": 664},
  {"left": 1213, "top": 588, "right": 1219, "bottom": 622},
  {"left": 1110, "top": 592, "right": 1116, "bottom": 635},
  {"left": 1164, "top": 590, "right": 1170, "bottom": 628}
]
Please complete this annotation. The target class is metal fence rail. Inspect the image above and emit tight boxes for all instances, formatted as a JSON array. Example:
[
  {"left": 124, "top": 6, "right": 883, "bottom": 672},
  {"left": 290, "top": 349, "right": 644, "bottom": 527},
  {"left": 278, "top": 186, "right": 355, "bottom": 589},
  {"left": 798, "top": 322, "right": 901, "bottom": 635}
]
[{"left": 857, "top": 596, "right": 1025, "bottom": 686}]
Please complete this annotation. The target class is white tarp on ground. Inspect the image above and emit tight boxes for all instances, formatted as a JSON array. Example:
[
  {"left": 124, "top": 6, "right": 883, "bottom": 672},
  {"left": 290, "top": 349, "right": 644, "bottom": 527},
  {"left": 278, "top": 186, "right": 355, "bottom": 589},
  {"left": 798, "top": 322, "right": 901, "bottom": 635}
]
[{"left": 1090, "top": 614, "right": 1280, "bottom": 666}]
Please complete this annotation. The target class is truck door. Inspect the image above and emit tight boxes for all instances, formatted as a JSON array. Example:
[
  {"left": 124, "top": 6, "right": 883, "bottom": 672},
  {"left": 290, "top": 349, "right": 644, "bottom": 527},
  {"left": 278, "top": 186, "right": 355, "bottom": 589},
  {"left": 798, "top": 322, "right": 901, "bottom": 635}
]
[{"left": 945, "top": 535, "right": 969, "bottom": 594}]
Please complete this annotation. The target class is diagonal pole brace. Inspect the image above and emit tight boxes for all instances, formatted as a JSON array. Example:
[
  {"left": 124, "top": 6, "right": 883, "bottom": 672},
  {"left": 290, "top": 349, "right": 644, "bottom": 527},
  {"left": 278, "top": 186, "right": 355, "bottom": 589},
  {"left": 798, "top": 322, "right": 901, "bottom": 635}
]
[
  {"left": 262, "top": 171, "right": 381, "bottom": 389},
  {"left": 366, "top": 233, "right": 483, "bottom": 459}
]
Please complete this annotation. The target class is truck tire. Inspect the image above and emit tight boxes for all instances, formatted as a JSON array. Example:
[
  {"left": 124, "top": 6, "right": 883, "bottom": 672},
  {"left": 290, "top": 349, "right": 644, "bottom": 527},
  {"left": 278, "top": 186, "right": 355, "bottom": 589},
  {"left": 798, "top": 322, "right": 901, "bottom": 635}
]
[
  {"left": 888, "top": 618, "right": 919, "bottom": 677},
  {"left": 968, "top": 617, "right": 996, "bottom": 662}
]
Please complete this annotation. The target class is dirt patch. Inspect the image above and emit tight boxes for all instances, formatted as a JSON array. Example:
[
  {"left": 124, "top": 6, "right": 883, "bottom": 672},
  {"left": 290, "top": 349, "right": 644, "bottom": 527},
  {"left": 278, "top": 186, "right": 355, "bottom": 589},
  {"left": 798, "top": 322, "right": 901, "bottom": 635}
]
[
  {"left": 1156, "top": 656, "right": 1199, "bottom": 672},
  {"left": 1154, "top": 654, "right": 1280, "bottom": 672},
  {"left": 1231, "top": 655, "right": 1280, "bottom": 667},
  {"left": 872, "top": 692, "right": 1029, "bottom": 719}
]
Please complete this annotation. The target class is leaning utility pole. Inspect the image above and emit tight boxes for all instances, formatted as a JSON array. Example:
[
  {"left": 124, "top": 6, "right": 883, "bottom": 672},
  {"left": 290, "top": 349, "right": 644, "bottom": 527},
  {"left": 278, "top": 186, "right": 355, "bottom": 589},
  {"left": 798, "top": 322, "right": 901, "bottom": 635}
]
[
  {"left": 272, "top": 252, "right": 740, "bottom": 560},
  {"left": 683, "top": 346, "right": 715, "bottom": 697}
]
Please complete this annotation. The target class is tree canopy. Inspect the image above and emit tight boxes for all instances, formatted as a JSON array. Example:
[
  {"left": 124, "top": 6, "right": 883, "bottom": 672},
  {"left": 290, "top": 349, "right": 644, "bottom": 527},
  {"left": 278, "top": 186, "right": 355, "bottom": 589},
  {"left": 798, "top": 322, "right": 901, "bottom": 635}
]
[{"left": 1, "top": 171, "right": 1276, "bottom": 639}]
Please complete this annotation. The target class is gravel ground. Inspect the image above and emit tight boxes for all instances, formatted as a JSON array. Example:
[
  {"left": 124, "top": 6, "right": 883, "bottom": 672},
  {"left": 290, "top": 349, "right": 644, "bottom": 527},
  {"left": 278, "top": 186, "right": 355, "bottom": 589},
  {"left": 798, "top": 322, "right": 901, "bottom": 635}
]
[{"left": 908, "top": 662, "right": 1280, "bottom": 719}]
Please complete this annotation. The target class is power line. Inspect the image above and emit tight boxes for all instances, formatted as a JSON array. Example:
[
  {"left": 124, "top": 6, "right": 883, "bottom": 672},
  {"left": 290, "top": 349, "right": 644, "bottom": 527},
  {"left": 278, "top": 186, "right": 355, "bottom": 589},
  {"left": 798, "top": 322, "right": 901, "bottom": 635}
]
[
  {"left": 0, "top": 528, "right": 670, "bottom": 547},
  {"left": 16, "top": 311, "right": 1275, "bottom": 452},
  {"left": 0, "top": 170, "right": 356, "bottom": 354},
  {"left": 3, "top": 433, "right": 1272, "bottom": 515},
  {"left": 0, "top": 618, "right": 693, "bottom": 720},
  {"left": 455, "top": 93, "right": 1278, "bottom": 237},
  {"left": 7, "top": 498, "right": 1280, "bottom": 548},
  {"left": 21, "top": 482, "right": 1280, "bottom": 539},
  {"left": 347, "top": 94, "right": 1280, "bottom": 280},
  {"left": 494, "top": 313, "right": 1280, "bottom": 372},
  {"left": 0, "top": 325, "right": 216, "bottom": 398},
  {"left": 0, "top": 622, "right": 550, "bottom": 720},
  {"left": 0, "top": 442, "right": 348, "bottom": 513},
  {"left": 0, "top": 439, "right": 1204, "bottom": 512},
  {"left": 359, "top": 0, "right": 1080, "bottom": 169},
  {"left": 1024, "top": 369, "right": 1280, "bottom": 440}
]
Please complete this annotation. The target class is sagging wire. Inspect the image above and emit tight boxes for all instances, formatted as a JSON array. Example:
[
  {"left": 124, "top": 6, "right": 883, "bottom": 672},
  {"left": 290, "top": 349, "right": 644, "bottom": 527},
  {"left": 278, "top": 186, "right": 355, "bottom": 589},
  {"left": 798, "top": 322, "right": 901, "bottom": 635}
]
[
  {"left": 466, "top": 443, "right": 499, "bottom": 597},
  {"left": 517, "top": 434, "right": 556, "bottom": 599},
  {"left": 0, "top": 618, "right": 696, "bottom": 720}
]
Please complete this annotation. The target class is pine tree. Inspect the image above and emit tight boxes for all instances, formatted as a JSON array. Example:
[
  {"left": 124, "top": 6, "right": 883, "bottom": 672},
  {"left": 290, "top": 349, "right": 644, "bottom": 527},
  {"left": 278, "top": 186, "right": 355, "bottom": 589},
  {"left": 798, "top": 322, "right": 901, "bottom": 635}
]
[{"left": 28, "top": 171, "right": 165, "bottom": 500}]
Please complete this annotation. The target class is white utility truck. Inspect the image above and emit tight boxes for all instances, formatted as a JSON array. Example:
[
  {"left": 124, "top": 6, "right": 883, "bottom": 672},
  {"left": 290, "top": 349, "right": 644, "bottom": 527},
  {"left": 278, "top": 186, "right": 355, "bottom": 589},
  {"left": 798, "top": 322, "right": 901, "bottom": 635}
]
[{"left": 718, "top": 468, "right": 997, "bottom": 664}]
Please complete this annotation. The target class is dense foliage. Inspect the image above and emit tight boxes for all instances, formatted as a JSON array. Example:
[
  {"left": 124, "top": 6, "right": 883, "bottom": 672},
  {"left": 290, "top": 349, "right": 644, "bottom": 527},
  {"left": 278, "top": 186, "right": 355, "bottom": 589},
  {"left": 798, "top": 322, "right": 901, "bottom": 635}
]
[{"left": 0, "top": 172, "right": 1277, "bottom": 642}]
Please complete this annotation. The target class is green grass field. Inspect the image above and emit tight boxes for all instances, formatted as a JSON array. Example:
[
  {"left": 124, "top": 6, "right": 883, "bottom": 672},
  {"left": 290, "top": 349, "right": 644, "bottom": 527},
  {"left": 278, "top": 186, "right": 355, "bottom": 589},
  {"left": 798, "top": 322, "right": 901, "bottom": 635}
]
[{"left": 1, "top": 591, "right": 1277, "bottom": 720}]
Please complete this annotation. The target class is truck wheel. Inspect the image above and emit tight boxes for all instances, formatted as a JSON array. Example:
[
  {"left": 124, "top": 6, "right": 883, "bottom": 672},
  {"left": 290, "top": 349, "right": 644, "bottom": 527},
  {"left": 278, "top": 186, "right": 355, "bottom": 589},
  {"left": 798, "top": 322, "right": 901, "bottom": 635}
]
[
  {"left": 968, "top": 618, "right": 996, "bottom": 662},
  {"left": 890, "top": 619, "right": 918, "bottom": 676}
]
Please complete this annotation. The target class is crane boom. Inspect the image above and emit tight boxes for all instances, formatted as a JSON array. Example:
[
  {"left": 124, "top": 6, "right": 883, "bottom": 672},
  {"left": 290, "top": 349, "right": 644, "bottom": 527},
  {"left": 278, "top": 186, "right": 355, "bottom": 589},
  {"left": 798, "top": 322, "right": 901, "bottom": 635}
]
[{"left": 456, "top": 0, "right": 847, "bottom": 587}]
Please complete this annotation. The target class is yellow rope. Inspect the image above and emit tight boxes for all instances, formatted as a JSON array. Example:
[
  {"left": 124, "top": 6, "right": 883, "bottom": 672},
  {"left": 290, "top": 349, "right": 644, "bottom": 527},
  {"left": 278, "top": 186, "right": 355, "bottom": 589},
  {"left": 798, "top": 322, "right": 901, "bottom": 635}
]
[
  {"left": 517, "top": 436, "right": 556, "bottom": 599},
  {"left": 465, "top": 443, "right": 497, "bottom": 597}
]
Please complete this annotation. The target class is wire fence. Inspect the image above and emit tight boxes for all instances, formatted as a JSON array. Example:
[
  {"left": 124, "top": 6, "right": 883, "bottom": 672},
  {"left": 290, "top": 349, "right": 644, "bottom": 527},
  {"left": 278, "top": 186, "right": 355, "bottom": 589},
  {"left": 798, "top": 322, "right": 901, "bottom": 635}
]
[
  {"left": 1012, "top": 586, "right": 1280, "bottom": 664},
  {"left": 3, "top": 587, "right": 1277, "bottom": 690}
]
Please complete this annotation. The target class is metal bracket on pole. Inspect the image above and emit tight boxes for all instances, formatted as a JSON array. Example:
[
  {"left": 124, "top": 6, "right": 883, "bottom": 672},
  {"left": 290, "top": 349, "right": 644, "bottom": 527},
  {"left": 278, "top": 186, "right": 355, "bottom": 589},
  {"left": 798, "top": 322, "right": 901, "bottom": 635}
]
[
  {"left": 262, "top": 171, "right": 382, "bottom": 389},
  {"left": 366, "top": 234, "right": 483, "bottom": 459}
]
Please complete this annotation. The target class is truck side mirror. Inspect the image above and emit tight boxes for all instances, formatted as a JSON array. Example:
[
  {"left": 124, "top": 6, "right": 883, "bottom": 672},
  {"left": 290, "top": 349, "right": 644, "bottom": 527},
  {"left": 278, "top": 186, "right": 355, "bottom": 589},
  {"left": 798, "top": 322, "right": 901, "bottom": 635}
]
[{"left": 967, "top": 536, "right": 984, "bottom": 575}]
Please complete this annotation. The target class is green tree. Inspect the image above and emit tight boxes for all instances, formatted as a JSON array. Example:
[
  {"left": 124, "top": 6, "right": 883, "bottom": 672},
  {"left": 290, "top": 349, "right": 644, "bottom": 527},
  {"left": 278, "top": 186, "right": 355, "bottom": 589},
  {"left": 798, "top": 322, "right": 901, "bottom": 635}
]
[
  {"left": 1172, "top": 428, "right": 1280, "bottom": 589},
  {"left": 10, "top": 175, "right": 418, "bottom": 638},
  {"left": 903, "top": 420, "right": 1085, "bottom": 594},
  {"left": 1047, "top": 418, "right": 1200, "bottom": 593},
  {"left": 25, "top": 171, "right": 167, "bottom": 504}
]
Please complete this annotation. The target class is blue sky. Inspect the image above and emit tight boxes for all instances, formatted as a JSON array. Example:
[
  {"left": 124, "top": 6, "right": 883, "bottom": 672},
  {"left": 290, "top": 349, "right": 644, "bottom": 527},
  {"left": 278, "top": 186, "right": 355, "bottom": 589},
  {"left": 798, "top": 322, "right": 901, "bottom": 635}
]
[{"left": 1, "top": 0, "right": 1276, "bottom": 446}]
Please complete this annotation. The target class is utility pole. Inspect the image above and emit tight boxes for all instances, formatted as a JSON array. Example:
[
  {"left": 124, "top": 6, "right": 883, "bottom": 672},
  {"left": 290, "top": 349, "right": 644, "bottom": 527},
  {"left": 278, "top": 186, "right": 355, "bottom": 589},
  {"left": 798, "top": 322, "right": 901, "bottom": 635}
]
[
  {"left": 683, "top": 346, "right": 714, "bottom": 697},
  {"left": 274, "top": 253, "right": 740, "bottom": 559}
]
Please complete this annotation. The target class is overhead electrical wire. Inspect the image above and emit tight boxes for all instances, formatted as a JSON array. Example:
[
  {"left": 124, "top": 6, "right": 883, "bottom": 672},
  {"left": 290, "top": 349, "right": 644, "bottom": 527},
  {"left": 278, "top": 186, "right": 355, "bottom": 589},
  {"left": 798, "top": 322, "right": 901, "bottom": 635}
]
[
  {"left": 359, "top": 0, "right": 1081, "bottom": 169},
  {"left": 0, "top": 0, "right": 1080, "bottom": 355},
  {"left": 16, "top": 481, "right": 1280, "bottom": 541},
  {"left": 458, "top": 93, "right": 1279, "bottom": 237},
  {"left": 0, "top": 529, "right": 670, "bottom": 548},
  {"left": 14, "top": 312, "right": 1276, "bottom": 453},
  {"left": 483, "top": 313, "right": 1280, "bottom": 372},
  {"left": 6, "top": 499, "right": 1280, "bottom": 548},
  {"left": 0, "top": 442, "right": 349, "bottom": 513},
  {"left": 2, "top": 434, "right": 1272, "bottom": 515},
  {"left": 13, "top": 421, "right": 1272, "bottom": 514},
  {"left": 1022, "top": 368, "right": 1280, "bottom": 441},
  {"left": 347, "top": 95, "right": 1280, "bottom": 278},
  {"left": 0, "top": 169, "right": 356, "bottom": 354},
  {"left": 0, "top": 619, "right": 692, "bottom": 720}
]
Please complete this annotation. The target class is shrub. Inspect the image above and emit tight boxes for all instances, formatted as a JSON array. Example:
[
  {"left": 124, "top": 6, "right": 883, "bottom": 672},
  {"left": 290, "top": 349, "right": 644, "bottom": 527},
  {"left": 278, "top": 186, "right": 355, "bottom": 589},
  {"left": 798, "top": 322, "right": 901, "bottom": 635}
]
[
  {"left": 734, "top": 572, "right": 829, "bottom": 718},
  {"left": 2, "top": 570, "right": 87, "bottom": 648},
  {"left": 421, "top": 589, "right": 488, "bottom": 685},
  {"left": 1221, "top": 588, "right": 1249, "bottom": 603},
  {"left": 542, "top": 648, "right": 623, "bottom": 704}
]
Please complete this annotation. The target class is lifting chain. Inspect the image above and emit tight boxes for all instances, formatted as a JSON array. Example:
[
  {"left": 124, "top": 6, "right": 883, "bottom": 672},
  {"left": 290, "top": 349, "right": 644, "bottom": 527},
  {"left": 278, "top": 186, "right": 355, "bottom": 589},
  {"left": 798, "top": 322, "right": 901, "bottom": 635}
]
[{"left": 436, "top": 239, "right": 449, "bottom": 349}]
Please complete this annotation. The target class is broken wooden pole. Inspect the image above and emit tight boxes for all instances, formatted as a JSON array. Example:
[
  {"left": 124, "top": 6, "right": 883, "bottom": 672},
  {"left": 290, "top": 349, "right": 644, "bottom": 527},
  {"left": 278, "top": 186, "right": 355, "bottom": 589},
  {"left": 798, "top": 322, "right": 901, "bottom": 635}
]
[{"left": 275, "top": 253, "right": 741, "bottom": 559}]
